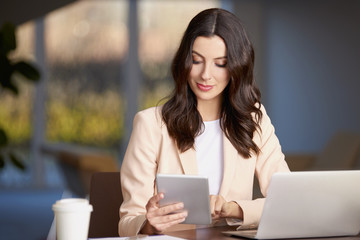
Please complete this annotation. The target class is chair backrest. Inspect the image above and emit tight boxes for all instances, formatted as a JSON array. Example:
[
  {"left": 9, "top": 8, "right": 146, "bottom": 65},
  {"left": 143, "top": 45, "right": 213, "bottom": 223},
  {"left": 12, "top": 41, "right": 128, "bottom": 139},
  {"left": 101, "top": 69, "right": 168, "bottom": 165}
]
[
  {"left": 88, "top": 172, "right": 122, "bottom": 238},
  {"left": 311, "top": 131, "right": 360, "bottom": 170}
]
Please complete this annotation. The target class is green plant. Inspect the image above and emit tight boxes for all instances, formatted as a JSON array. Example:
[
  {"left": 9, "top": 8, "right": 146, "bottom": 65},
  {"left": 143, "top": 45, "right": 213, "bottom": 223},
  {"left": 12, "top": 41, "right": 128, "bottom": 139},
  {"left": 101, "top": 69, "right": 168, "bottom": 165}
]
[{"left": 0, "top": 22, "right": 40, "bottom": 170}]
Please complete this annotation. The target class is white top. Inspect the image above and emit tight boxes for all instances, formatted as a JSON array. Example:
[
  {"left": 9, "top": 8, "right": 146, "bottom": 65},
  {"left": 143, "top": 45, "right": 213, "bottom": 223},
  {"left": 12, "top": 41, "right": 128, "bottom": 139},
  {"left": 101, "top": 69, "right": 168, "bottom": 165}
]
[{"left": 195, "top": 119, "right": 224, "bottom": 195}]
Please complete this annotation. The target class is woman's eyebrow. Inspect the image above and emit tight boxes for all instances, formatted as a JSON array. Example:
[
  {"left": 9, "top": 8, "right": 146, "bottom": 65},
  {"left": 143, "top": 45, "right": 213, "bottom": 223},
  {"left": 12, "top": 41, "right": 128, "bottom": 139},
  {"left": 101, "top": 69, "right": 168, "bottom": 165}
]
[{"left": 192, "top": 50, "right": 227, "bottom": 60}]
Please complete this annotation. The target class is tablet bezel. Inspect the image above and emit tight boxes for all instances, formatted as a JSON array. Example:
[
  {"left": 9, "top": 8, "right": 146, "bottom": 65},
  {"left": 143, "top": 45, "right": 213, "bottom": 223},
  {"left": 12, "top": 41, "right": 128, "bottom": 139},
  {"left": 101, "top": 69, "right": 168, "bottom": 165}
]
[{"left": 156, "top": 174, "right": 212, "bottom": 225}]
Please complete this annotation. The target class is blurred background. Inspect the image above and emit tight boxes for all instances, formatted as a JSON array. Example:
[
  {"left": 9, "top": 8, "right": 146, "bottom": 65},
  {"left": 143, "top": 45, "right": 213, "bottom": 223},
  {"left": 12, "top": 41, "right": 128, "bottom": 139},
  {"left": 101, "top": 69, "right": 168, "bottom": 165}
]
[{"left": 0, "top": 0, "right": 359, "bottom": 239}]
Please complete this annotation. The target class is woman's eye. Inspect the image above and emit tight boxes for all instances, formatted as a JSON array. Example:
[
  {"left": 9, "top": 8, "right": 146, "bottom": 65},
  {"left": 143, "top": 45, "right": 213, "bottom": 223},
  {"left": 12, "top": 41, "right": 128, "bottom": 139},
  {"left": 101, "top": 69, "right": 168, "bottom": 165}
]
[
  {"left": 192, "top": 59, "right": 202, "bottom": 64},
  {"left": 215, "top": 62, "right": 227, "bottom": 68}
]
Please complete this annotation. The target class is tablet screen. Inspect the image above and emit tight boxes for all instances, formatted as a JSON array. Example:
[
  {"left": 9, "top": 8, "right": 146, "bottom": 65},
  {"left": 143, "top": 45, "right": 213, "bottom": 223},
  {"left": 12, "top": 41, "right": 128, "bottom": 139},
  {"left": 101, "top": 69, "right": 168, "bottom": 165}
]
[{"left": 156, "top": 174, "right": 212, "bottom": 225}]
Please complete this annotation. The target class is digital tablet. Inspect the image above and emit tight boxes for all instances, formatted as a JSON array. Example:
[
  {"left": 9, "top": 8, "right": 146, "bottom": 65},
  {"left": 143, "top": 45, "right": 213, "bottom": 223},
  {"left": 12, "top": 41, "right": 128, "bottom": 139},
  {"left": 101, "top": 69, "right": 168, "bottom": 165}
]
[{"left": 156, "top": 174, "right": 212, "bottom": 225}]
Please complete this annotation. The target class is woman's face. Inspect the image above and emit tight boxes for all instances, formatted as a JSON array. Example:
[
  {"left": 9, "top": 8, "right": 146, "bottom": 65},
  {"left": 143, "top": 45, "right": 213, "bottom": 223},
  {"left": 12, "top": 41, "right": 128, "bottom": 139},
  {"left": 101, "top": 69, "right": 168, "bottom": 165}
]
[{"left": 188, "top": 35, "right": 230, "bottom": 106}]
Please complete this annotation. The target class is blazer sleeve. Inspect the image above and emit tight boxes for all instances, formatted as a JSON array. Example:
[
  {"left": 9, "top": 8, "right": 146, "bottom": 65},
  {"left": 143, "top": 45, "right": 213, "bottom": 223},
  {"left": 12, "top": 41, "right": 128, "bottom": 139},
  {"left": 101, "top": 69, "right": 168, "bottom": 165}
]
[
  {"left": 235, "top": 105, "right": 290, "bottom": 229},
  {"left": 118, "top": 109, "right": 161, "bottom": 237}
]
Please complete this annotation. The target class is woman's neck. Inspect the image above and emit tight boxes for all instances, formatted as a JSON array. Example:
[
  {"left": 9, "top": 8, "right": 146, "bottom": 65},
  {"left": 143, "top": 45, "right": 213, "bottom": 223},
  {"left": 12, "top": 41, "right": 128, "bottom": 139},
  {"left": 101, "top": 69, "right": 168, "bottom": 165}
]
[{"left": 197, "top": 99, "right": 221, "bottom": 121}]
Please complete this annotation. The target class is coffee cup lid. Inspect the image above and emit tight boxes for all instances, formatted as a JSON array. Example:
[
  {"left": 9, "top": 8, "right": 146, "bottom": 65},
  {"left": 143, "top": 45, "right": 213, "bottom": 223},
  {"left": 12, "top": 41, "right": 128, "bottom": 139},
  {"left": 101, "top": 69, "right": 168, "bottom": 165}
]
[{"left": 52, "top": 198, "right": 93, "bottom": 212}]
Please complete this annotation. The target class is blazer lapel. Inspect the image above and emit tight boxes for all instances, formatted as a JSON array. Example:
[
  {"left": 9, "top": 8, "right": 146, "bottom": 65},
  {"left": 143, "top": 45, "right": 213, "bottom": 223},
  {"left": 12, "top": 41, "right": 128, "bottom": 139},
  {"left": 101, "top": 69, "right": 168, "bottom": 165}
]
[
  {"left": 219, "top": 133, "right": 238, "bottom": 197},
  {"left": 178, "top": 147, "right": 198, "bottom": 175}
]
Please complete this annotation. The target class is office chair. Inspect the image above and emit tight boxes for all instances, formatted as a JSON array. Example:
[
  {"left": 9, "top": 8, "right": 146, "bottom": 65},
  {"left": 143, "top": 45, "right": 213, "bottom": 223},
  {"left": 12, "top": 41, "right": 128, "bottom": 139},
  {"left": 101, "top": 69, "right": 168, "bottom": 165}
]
[
  {"left": 285, "top": 131, "right": 360, "bottom": 172},
  {"left": 88, "top": 172, "right": 123, "bottom": 238},
  {"left": 310, "top": 131, "right": 360, "bottom": 170}
]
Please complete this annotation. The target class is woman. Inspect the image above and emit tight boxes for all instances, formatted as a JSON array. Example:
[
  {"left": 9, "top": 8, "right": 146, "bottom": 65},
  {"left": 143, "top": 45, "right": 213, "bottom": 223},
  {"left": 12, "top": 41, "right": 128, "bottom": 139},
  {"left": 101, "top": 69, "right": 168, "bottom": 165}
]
[{"left": 118, "top": 8, "right": 289, "bottom": 237}]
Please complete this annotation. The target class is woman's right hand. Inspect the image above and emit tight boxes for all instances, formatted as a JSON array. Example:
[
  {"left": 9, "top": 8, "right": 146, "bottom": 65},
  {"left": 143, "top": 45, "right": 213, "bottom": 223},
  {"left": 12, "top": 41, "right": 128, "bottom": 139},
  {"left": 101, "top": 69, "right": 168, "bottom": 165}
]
[{"left": 140, "top": 193, "right": 188, "bottom": 235}]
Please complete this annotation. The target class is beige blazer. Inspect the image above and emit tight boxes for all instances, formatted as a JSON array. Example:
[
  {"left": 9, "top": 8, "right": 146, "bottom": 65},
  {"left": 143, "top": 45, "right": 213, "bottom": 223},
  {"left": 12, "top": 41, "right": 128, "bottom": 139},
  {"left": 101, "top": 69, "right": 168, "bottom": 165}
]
[{"left": 118, "top": 105, "right": 290, "bottom": 237}]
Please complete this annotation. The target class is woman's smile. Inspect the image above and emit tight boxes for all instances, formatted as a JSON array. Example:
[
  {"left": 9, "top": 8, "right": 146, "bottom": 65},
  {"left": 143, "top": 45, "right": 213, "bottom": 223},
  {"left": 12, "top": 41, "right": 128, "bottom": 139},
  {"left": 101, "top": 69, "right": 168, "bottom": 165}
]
[{"left": 197, "top": 83, "right": 214, "bottom": 91}]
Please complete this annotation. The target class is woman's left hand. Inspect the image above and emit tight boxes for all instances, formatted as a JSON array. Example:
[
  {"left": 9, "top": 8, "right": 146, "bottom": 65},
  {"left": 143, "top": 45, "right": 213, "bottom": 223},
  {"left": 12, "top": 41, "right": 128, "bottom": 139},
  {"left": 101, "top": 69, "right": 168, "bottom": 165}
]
[
  {"left": 209, "top": 195, "right": 244, "bottom": 220},
  {"left": 209, "top": 195, "right": 226, "bottom": 220}
]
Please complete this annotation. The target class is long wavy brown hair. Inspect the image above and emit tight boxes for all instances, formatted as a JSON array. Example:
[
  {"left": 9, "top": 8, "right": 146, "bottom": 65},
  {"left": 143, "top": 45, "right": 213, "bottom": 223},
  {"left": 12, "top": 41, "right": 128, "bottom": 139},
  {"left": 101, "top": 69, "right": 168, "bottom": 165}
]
[{"left": 161, "top": 8, "right": 262, "bottom": 158}]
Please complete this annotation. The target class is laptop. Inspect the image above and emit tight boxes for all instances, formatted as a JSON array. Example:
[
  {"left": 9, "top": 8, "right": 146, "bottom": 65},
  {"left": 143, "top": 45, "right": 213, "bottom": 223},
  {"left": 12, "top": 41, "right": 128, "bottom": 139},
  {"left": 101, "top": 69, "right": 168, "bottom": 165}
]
[{"left": 223, "top": 170, "right": 360, "bottom": 239}]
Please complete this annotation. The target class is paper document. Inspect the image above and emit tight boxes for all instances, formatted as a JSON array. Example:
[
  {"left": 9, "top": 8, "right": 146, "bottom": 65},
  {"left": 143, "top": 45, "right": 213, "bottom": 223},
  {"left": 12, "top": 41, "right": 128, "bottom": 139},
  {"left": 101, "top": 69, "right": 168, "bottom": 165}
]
[{"left": 88, "top": 235, "right": 186, "bottom": 240}]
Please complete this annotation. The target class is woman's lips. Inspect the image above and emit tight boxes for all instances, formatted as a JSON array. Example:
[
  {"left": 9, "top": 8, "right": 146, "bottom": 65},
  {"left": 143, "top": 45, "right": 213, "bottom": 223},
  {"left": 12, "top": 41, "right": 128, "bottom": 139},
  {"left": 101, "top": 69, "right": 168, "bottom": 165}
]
[{"left": 197, "top": 83, "right": 213, "bottom": 91}]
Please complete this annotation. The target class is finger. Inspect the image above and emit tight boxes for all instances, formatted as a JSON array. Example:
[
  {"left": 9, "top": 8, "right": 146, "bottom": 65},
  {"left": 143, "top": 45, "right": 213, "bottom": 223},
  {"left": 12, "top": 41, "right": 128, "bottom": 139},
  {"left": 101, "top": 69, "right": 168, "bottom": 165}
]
[
  {"left": 147, "top": 201, "right": 184, "bottom": 219},
  {"left": 155, "top": 216, "right": 187, "bottom": 233},
  {"left": 157, "top": 202, "right": 184, "bottom": 216},
  {"left": 147, "top": 210, "right": 187, "bottom": 233},
  {"left": 214, "top": 197, "right": 225, "bottom": 215},
  {"left": 220, "top": 202, "right": 230, "bottom": 217},
  {"left": 150, "top": 211, "right": 188, "bottom": 233},
  {"left": 146, "top": 193, "right": 164, "bottom": 210},
  {"left": 209, "top": 195, "right": 217, "bottom": 216},
  {"left": 221, "top": 202, "right": 243, "bottom": 219},
  {"left": 150, "top": 192, "right": 164, "bottom": 205},
  {"left": 210, "top": 195, "right": 225, "bottom": 215}
]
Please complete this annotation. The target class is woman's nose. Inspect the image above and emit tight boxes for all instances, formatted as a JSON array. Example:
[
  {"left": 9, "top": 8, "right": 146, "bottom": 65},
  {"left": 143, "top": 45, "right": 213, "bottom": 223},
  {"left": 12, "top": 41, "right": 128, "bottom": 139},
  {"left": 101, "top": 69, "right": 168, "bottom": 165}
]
[{"left": 201, "top": 64, "right": 212, "bottom": 81}]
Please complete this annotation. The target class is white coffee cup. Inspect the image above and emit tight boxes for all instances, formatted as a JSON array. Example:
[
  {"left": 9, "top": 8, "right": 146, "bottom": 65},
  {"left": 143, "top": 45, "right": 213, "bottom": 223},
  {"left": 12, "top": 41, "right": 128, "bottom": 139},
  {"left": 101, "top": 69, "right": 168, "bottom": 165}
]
[{"left": 52, "top": 198, "right": 93, "bottom": 240}]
